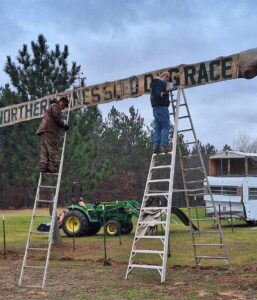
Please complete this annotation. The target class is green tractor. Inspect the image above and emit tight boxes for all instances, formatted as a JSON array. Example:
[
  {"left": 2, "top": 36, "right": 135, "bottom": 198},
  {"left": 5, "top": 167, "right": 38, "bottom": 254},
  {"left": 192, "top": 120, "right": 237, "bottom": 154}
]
[{"left": 62, "top": 200, "right": 140, "bottom": 237}]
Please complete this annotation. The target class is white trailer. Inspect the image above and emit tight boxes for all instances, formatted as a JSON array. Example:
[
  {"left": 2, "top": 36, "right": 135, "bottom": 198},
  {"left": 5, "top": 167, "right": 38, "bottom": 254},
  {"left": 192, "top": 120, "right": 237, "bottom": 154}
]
[{"left": 204, "top": 151, "right": 257, "bottom": 224}]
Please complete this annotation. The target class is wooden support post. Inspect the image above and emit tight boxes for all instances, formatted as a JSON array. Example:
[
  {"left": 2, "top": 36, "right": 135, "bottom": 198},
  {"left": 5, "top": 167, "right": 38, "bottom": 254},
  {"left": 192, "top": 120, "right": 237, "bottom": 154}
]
[{"left": 245, "top": 157, "right": 248, "bottom": 176}]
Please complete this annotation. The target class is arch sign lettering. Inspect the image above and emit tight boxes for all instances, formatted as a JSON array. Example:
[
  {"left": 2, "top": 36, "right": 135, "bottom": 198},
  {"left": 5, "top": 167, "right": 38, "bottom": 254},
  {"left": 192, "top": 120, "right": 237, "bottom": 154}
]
[{"left": 0, "top": 48, "right": 257, "bottom": 128}]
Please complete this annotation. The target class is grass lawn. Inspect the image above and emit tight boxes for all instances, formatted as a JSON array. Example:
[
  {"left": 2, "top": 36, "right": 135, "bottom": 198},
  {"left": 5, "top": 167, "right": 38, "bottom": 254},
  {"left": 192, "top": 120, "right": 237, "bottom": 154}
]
[{"left": 0, "top": 208, "right": 257, "bottom": 299}]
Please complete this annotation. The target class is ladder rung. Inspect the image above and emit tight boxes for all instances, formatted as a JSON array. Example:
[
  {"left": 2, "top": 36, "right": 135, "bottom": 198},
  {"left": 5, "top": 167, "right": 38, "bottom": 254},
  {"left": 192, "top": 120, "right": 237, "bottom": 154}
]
[
  {"left": 182, "top": 154, "right": 200, "bottom": 159},
  {"left": 148, "top": 179, "right": 170, "bottom": 183},
  {"left": 24, "top": 265, "right": 45, "bottom": 269},
  {"left": 188, "top": 193, "right": 206, "bottom": 197},
  {"left": 196, "top": 256, "right": 228, "bottom": 259},
  {"left": 43, "top": 173, "right": 59, "bottom": 175},
  {"left": 178, "top": 128, "right": 192, "bottom": 133},
  {"left": 132, "top": 250, "right": 164, "bottom": 254},
  {"left": 129, "top": 264, "right": 162, "bottom": 270},
  {"left": 188, "top": 206, "right": 213, "bottom": 209},
  {"left": 145, "top": 193, "right": 169, "bottom": 197},
  {"left": 192, "top": 230, "right": 221, "bottom": 234},
  {"left": 186, "top": 180, "right": 205, "bottom": 184},
  {"left": 184, "top": 167, "right": 203, "bottom": 171},
  {"left": 187, "top": 188, "right": 204, "bottom": 192},
  {"left": 178, "top": 115, "right": 189, "bottom": 119},
  {"left": 28, "top": 247, "right": 48, "bottom": 251},
  {"left": 34, "top": 215, "right": 51, "bottom": 218},
  {"left": 20, "top": 285, "right": 43, "bottom": 288},
  {"left": 152, "top": 165, "right": 171, "bottom": 169},
  {"left": 37, "top": 200, "right": 53, "bottom": 203},
  {"left": 138, "top": 221, "right": 166, "bottom": 225},
  {"left": 153, "top": 152, "right": 172, "bottom": 156},
  {"left": 135, "top": 235, "right": 165, "bottom": 239},
  {"left": 142, "top": 207, "right": 168, "bottom": 210},
  {"left": 194, "top": 244, "right": 224, "bottom": 247},
  {"left": 183, "top": 141, "right": 196, "bottom": 146},
  {"left": 39, "top": 185, "right": 56, "bottom": 189},
  {"left": 31, "top": 231, "right": 49, "bottom": 235}
]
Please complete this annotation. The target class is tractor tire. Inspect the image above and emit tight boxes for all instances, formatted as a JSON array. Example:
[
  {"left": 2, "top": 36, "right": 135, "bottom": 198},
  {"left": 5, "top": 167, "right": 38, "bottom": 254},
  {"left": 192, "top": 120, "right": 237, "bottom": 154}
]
[
  {"left": 87, "top": 222, "right": 102, "bottom": 235},
  {"left": 121, "top": 221, "right": 133, "bottom": 234},
  {"left": 105, "top": 220, "right": 121, "bottom": 236},
  {"left": 62, "top": 210, "right": 88, "bottom": 237}
]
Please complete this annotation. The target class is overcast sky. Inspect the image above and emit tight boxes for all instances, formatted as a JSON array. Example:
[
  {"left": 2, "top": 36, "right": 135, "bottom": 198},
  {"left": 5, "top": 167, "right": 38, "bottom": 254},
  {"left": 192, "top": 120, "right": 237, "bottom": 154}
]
[{"left": 0, "top": 0, "right": 257, "bottom": 150}]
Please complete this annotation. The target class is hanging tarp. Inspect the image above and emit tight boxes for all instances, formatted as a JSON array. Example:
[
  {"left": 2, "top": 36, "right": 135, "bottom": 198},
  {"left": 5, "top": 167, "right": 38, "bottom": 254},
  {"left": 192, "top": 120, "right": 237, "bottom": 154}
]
[{"left": 0, "top": 48, "right": 257, "bottom": 128}]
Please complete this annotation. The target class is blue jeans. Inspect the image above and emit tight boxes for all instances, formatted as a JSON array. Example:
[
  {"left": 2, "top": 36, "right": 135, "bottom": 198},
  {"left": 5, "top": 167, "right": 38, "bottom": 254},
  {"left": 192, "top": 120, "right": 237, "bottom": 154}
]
[{"left": 153, "top": 106, "right": 170, "bottom": 147}]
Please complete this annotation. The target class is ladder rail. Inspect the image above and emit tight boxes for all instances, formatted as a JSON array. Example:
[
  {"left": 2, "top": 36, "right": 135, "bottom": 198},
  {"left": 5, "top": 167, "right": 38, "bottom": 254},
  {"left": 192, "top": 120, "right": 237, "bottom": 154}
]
[
  {"left": 161, "top": 89, "right": 180, "bottom": 282},
  {"left": 173, "top": 90, "right": 198, "bottom": 264},
  {"left": 125, "top": 154, "right": 157, "bottom": 278},
  {"left": 18, "top": 173, "right": 43, "bottom": 286}
]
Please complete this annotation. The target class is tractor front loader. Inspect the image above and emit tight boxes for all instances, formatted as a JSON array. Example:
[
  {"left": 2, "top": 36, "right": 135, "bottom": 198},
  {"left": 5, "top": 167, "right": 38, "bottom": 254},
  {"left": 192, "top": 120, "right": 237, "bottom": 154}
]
[{"left": 62, "top": 200, "right": 140, "bottom": 237}]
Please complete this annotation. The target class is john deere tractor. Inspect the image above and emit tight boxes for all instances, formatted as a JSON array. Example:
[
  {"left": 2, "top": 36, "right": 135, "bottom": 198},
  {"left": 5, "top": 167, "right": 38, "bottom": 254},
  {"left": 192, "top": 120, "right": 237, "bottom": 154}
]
[{"left": 62, "top": 200, "right": 140, "bottom": 237}]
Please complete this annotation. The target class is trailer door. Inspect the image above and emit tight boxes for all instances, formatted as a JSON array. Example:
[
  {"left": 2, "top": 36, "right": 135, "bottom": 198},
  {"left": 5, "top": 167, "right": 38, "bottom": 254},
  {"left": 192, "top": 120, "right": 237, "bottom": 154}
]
[{"left": 245, "top": 187, "right": 257, "bottom": 221}]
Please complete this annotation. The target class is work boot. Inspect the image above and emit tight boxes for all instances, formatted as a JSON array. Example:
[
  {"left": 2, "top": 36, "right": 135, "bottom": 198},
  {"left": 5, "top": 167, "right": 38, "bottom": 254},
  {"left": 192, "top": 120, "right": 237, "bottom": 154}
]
[
  {"left": 40, "top": 166, "right": 49, "bottom": 173},
  {"left": 153, "top": 146, "right": 160, "bottom": 154},
  {"left": 47, "top": 168, "right": 59, "bottom": 173},
  {"left": 160, "top": 145, "right": 172, "bottom": 153}
]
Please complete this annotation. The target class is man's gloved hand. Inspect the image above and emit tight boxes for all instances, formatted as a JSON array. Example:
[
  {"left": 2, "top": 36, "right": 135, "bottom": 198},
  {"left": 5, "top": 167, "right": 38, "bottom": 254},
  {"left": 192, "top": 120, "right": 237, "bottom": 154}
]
[{"left": 161, "top": 91, "right": 169, "bottom": 97}]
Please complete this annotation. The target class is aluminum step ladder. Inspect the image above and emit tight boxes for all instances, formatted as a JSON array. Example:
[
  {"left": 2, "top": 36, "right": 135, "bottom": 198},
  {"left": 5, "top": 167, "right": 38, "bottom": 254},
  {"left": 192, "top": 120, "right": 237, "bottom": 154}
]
[
  {"left": 19, "top": 99, "right": 71, "bottom": 289},
  {"left": 125, "top": 88, "right": 231, "bottom": 283},
  {"left": 125, "top": 89, "right": 180, "bottom": 283},
  {"left": 171, "top": 88, "right": 231, "bottom": 267}
]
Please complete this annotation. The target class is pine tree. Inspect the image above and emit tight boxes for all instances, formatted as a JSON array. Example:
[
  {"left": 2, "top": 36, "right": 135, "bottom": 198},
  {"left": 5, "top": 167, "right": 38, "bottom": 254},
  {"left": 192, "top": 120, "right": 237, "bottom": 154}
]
[
  {"left": 99, "top": 106, "right": 152, "bottom": 200},
  {"left": 63, "top": 106, "right": 115, "bottom": 200},
  {"left": 4, "top": 34, "right": 80, "bottom": 99},
  {"left": 0, "top": 34, "right": 81, "bottom": 245}
]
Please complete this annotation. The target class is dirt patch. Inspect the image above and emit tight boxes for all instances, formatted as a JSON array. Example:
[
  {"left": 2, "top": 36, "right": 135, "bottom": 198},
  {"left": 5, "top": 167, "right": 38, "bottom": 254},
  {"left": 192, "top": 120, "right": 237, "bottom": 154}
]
[{"left": 1, "top": 252, "right": 257, "bottom": 300}]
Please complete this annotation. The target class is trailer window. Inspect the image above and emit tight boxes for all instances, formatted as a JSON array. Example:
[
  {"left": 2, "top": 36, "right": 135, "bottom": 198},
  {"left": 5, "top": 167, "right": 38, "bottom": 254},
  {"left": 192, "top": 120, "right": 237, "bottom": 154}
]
[
  {"left": 249, "top": 188, "right": 257, "bottom": 200},
  {"left": 210, "top": 186, "right": 237, "bottom": 195}
]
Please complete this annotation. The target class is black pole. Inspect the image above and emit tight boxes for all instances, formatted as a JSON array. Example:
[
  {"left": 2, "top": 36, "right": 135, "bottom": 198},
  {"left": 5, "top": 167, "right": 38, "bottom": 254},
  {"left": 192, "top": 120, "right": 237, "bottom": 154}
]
[
  {"left": 219, "top": 203, "right": 221, "bottom": 227},
  {"left": 72, "top": 207, "right": 76, "bottom": 251},
  {"left": 218, "top": 203, "right": 222, "bottom": 247},
  {"left": 168, "top": 232, "right": 171, "bottom": 257},
  {"left": 103, "top": 205, "right": 110, "bottom": 266},
  {"left": 118, "top": 221, "right": 122, "bottom": 246},
  {"left": 3, "top": 216, "right": 6, "bottom": 259},
  {"left": 229, "top": 199, "right": 234, "bottom": 233}
]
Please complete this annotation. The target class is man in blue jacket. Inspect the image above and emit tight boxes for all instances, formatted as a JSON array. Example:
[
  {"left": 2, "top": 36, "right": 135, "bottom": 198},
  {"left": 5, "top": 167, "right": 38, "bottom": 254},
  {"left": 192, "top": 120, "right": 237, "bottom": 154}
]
[{"left": 150, "top": 71, "right": 172, "bottom": 154}]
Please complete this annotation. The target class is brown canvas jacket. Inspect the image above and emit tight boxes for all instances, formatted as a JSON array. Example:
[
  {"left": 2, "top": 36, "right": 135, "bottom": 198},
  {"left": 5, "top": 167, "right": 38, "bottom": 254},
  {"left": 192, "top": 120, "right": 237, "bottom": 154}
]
[{"left": 36, "top": 102, "right": 65, "bottom": 135}]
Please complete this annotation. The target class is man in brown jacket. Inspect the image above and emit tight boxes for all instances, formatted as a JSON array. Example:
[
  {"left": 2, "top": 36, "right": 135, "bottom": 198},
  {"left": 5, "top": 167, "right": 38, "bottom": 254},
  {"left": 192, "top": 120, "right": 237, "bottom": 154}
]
[{"left": 37, "top": 97, "right": 69, "bottom": 173}]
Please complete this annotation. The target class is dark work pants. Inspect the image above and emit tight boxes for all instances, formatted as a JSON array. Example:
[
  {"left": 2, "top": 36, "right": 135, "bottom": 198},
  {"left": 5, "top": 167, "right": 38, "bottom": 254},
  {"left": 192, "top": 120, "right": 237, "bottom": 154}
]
[{"left": 39, "top": 132, "right": 59, "bottom": 172}]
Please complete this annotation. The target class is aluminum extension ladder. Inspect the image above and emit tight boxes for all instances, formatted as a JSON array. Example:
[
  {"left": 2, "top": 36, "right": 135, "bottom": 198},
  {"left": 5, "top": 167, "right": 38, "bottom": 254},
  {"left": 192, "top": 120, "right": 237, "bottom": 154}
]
[
  {"left": 172, "top": 89, "right": 231, "bottom": 267},
  {"left": 125, "top": 88, "right": 230, "bottom": 283},
  {"left": 19, "top": 99, "right": 71, "bottom": 289}
]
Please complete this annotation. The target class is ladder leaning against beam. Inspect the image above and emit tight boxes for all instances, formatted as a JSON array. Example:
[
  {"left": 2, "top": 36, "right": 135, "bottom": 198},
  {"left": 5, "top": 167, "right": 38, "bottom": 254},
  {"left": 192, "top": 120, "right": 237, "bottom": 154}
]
[
  {"left": 172, "top": 89, "right": 231, "bottom": 267},
  {"left": 19, "top": 98, "right": 72, "bottom": 289},
  {"left": 125, "top": 88, "right": 231, "bottom": 283}
]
